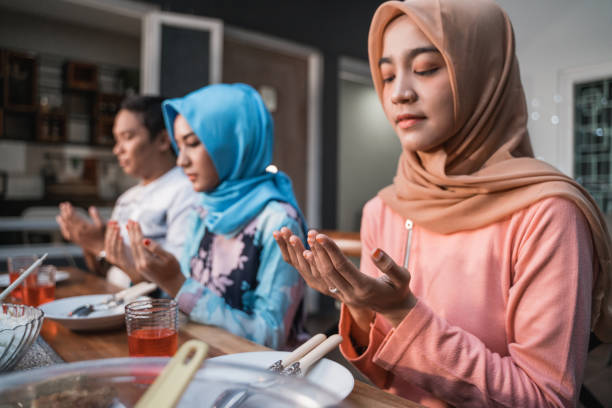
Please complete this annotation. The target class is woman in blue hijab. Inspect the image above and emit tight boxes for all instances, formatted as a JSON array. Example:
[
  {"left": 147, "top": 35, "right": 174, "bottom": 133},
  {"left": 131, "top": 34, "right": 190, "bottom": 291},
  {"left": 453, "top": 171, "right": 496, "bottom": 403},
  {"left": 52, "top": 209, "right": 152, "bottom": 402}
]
[{"left": 125, "top": 83, "right": 307, "bottom": 349}]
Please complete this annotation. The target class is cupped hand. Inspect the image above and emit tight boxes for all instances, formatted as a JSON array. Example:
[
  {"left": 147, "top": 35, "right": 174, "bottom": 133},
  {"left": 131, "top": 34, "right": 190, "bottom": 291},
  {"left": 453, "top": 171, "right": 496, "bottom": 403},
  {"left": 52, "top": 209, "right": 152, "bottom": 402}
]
[
  {"left": 126, "top": 220, "right": 184, "bottom": 297},
  {"left": 56, "top": 203, "right": 105, "bottom": 254},
  {"left": 273, "top": 227, "right": 338, "bottom": 298},
  {"left": 103, "top": 220, "right": 142, "bottom": 283},
  {"left": 307, "top": 231, "right": 417, "bottom": 327}
]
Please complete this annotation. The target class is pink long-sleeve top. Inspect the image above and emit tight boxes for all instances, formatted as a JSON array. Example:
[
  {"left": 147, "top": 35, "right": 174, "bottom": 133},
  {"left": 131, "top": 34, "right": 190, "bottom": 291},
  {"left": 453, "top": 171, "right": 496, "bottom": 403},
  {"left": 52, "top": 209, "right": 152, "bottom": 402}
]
[{"left": 339, "top": 196, "right": 594, "bottom": 407}]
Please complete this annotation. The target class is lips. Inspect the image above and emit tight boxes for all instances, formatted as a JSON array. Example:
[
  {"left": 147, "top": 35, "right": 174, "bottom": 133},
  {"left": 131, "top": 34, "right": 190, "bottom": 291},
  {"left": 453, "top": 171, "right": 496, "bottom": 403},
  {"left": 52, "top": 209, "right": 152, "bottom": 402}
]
[
  {"left": 396, "top": 113, "right": 425, "bottom": 129},
  {"left": 186, "top": 173, "right": 197, "bottom": 182}
]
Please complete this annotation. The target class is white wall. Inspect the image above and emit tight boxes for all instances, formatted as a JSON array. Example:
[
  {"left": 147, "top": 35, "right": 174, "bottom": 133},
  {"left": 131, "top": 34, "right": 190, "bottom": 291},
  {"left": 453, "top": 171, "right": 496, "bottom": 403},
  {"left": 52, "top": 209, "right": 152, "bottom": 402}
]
[
  {"left": 496, "top": 0, "right": 612, "bottom": 175},
  {"left": 337, "top": 79, "right": 400, "bottom": 232},
  {"left": 0, "top": 8, "right": 140, "bottom": 68}
]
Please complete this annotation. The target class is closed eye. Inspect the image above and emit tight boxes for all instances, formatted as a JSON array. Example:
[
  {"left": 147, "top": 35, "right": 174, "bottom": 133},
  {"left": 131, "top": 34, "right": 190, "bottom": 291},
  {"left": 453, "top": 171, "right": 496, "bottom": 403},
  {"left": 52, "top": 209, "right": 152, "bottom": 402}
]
[{"left": 414, "top": 67, "right": 440, "bottom": 76}]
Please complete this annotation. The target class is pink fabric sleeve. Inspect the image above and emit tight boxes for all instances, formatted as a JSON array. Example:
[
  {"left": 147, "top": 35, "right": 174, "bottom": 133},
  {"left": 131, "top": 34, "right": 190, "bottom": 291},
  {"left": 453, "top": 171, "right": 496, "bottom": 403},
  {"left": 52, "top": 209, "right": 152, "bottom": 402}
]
[{"left": 341, "top": 198, "right": 594, "bottom": 407}]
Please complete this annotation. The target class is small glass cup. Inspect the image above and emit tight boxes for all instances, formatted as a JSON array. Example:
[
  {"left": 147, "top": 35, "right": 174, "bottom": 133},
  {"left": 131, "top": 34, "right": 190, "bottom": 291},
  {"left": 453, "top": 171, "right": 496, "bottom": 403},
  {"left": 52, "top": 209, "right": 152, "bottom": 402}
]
[
  {"left": 7, "top": 255, "right": 38, "bottom": 303},
  {"left": 125, "top": 298, "right": 178, "bottom": 357},
  {"left": 23, "top": 265, "right": 56, "bottom": 307}
]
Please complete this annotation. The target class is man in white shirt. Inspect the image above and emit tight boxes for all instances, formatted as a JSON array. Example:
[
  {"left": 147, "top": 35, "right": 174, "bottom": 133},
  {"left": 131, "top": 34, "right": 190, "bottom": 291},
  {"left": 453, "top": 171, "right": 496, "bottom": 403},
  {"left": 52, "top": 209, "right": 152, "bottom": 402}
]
[{"left": 57, "top": 96, "right": 198, "bottom": 287}]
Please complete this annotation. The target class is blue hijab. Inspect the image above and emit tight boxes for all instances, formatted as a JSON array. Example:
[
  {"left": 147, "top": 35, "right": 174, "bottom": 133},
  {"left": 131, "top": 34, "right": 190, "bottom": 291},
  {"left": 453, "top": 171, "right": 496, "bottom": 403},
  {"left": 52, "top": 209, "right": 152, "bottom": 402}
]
[{"left": 162, "top": 83, "right": 306, "bottom": 236}]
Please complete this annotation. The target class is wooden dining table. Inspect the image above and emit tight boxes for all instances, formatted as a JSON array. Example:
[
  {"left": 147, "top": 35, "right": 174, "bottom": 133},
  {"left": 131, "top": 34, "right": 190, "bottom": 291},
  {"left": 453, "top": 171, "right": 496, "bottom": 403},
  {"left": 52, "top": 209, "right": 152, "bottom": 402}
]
[{"left": 38, "top": 267, "right": 423, "bottom": 408}]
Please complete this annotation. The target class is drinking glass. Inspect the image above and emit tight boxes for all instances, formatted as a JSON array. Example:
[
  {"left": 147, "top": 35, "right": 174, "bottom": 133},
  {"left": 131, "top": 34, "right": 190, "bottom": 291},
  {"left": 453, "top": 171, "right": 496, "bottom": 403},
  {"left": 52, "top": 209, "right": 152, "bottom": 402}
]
[
  {"left": 125, "top": 298, "right": 178, "bottom": 357},
  {"left": 7, "top": 255, "right": 38, "bottom": 303},
  {"left": 23, "top": 265, "right": 56, "bottom": 306}
]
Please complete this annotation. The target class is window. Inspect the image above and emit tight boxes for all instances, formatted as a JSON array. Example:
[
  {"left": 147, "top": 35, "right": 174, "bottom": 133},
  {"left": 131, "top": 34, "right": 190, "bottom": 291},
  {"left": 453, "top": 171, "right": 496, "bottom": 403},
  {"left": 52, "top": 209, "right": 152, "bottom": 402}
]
[{"left": 574, "top": 78, "right": 612, "bottom": 213}]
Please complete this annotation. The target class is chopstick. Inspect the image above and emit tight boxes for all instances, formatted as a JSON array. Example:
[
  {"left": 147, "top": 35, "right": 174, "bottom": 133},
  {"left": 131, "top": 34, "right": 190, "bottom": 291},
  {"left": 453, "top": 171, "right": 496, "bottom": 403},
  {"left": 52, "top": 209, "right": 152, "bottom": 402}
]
[
  {"left": 0, "top": 253, "right": 48, "bottom": 302},
  {"left": 268, "top": 333, "right": 327, "bottom": 372},
  {"left": 281, "top": 334, "right": 343, "bottom": 376}
]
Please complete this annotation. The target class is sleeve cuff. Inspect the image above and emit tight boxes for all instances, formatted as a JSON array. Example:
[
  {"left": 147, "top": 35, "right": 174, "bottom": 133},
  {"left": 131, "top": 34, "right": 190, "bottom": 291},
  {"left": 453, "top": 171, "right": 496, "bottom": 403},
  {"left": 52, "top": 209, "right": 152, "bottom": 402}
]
[
  {"left": 339, "top": 303, "right": 387, "bottom": 362},
  {"left": 373, "top": 298, "right": 433, "bottom": 371},
  {"left": 175, "top": 277, "right": 204, "bottom": 315}
]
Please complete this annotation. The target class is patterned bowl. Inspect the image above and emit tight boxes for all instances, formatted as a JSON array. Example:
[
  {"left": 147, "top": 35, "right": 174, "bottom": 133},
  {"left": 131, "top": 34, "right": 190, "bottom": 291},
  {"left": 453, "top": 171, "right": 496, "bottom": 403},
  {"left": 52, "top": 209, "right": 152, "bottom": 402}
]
[{"left": 0, "top": 303, "right": 44, "bottom": 372}]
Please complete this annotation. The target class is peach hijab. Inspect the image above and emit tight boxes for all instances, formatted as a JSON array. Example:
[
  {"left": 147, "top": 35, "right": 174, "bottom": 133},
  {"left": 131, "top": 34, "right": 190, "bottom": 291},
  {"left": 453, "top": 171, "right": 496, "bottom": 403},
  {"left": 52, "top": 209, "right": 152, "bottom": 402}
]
[{"left": 370, "top": 0, "right": 612, "bottom": 342}]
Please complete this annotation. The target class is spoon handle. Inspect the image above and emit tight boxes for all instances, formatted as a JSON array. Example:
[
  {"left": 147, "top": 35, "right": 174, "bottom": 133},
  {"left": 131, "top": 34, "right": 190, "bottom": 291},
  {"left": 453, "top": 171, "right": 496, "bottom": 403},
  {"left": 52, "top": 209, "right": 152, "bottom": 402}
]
[{"left": 135, "top": 339, "right": 209, "bottom": 408}]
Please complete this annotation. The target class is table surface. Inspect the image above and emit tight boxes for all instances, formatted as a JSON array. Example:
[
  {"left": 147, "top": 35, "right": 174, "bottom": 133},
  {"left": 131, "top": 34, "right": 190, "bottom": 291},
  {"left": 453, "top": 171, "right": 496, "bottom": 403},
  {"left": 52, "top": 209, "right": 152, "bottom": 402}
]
[{"left": 38, "top": 267, "right": 422, "bottom": 408}]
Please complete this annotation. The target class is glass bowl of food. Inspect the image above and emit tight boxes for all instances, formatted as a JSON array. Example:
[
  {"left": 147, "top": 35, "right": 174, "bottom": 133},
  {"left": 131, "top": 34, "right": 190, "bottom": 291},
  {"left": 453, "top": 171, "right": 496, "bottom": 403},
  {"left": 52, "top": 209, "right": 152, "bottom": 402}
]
[
  {"left": 0, "top": 356, "right": 354, "bottom": 407},
  {"left": 0, "top": 303, "right": 45, "bottom": 372}
]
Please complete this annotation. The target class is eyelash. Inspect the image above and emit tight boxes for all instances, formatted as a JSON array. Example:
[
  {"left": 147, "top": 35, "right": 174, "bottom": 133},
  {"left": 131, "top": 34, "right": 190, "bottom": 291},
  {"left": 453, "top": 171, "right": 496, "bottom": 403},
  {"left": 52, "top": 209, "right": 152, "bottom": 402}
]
[
  {"left": 415, "top": 67, "right": 439, "bottom": 76},
  {"left": 184, "top": 139, "right": 200, "bottom": 148},
  {"left": 381, "top": 67, "right": 440, "bottom": 83}
]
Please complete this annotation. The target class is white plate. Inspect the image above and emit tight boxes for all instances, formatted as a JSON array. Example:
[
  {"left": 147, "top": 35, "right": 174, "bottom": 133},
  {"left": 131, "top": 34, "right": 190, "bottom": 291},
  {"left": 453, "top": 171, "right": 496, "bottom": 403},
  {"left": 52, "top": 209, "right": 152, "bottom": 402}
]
[
  {"left": 0, "top": 270, "right": 70, "bottom": 287},
  {"left": 39, "top": 294, "right": 125, "bottom": 331},
  {"left": 208, "top": 350, "right": 354, "bottom": 401}
]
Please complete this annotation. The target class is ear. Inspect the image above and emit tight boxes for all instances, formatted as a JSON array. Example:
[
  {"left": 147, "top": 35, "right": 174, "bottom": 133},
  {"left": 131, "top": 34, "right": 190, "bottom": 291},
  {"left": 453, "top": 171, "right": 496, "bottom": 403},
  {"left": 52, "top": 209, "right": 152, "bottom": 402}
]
[{"left": 155, "top": 129, "right": 172, "bottom": 153}]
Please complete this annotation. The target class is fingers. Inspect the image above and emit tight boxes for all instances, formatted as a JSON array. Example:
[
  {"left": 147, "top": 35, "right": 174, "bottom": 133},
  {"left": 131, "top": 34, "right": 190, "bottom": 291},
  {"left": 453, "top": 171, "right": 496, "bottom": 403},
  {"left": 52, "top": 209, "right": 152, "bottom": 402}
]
[
  {"left": 370, "top": 248, "right": 410, "bottom": 288},
  {"left": 141, "top": 237, "right": 172, "bottom": 261},
  {"left": 288, "top": 234, "right": 314, "bottom": 277},
  {"left": 89, "top": 206, "right": 104, "bottom": 227},
  {"left": 56, "top": 215, "right": 71, "bottom": 240},
  {"left": 311, "top": 233, "right": 352, "bottom": 294},
  {"left": 273, "top": 229, "right": 292, "bottom": 263},
  {"left": 314, "top": 233, "right": 362, "bottom": 287},
  {"left": 279, "top": 227, "right": 301, "bottom": 267},
  {"left": 104, "top": 221, "right": 123, "bottom": 264},
  {"left": 126, "top": 221, "right": 147, "bottom": 267}
]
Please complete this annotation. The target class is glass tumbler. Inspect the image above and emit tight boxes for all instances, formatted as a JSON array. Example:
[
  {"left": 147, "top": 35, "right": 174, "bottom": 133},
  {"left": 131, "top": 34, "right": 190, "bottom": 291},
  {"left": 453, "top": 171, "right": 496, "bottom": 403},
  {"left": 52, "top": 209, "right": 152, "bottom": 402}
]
[
  {"left": 23, "top": 265, "right": 56, "bottom": 306},
  {"left": 7, "top": 255, "right": 38, "bottom": 303},
  {"left": 125, "top": 298, "right": 178, "bottom": 357}
]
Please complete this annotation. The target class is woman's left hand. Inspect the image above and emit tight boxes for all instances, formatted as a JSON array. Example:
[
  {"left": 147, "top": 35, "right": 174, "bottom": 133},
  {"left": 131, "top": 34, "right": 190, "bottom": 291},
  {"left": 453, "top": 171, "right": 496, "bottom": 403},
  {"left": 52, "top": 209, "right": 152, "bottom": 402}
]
[
  {"left": 308, "top": 230, "right": 417, "bottom": 327},
  {"left": 126, "top": 220, "right": 184, "bottom": 297},
  {"left": 103, "top": 221, "right": 142, "bottom": 283}
]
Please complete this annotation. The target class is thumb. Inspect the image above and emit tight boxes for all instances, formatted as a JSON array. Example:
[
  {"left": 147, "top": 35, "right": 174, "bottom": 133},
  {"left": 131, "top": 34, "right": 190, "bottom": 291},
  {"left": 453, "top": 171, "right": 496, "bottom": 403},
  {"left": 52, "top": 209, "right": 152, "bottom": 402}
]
[
  {"left": 89, "top": 206, "right": 104, "bottom": 226},
  {"left": 371, "top": 248, "right": 410, "bottom": 287},
  {"left": 142, "top": 238, "right": 168, "bottom": 258}
]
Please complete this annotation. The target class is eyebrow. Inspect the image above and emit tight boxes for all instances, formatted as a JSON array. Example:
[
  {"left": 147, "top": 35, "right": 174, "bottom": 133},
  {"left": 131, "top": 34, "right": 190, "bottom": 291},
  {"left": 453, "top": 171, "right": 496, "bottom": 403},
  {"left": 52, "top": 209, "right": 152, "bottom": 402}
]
[{"left": 378, "top": 46, "right": 440, "bottom": 66}]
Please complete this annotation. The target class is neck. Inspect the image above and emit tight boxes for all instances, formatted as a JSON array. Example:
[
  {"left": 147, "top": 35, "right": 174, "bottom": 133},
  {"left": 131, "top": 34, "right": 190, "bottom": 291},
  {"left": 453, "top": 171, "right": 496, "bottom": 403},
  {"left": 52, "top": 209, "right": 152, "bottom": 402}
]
[{"left": 141, "top": 154, "right": 176, "bottom": 185}]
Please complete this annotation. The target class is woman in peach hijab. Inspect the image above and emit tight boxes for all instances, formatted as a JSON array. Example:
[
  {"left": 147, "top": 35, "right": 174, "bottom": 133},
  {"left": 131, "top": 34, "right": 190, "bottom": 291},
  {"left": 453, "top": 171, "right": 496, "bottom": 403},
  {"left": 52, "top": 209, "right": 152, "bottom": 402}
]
[{"left": 275, "top": 0, "right": 612, "bottom": 406}]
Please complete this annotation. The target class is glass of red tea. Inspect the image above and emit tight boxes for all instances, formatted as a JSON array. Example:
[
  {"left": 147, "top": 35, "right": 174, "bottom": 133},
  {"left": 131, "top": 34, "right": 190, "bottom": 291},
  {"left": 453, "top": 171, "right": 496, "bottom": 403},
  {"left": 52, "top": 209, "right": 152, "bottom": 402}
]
[
  {"left": 125, "top": 298, "right": 178, "bottom": 357},
  {"left": 22, "top": 265, "right": 56, "bottom": 307},
  {"left": 7, "top": 255, "right": 39, "bottom": 303}
]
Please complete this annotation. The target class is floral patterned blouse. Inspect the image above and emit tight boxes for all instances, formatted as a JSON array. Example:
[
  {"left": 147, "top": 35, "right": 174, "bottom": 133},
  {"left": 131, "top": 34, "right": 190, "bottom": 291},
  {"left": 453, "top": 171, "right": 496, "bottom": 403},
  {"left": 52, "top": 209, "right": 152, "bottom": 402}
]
[{"left": 176, "top": 201, "right": 306, "bottom": 349}]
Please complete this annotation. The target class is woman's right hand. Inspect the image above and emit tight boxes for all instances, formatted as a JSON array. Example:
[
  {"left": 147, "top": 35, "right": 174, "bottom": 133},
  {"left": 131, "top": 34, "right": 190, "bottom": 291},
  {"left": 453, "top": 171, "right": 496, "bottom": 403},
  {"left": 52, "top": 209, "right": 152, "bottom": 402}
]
[{"left": 274, "top": 227, "right": 334, "bottom": 297}]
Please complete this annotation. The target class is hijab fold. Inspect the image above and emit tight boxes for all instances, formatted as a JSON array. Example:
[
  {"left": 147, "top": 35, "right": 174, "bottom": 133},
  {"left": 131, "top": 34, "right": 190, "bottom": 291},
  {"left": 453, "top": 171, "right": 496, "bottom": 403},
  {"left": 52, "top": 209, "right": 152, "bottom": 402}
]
[
  {"left": 370, "top": 0, "right": 612, "bottom": 342},
  {"left": 162, "top": 83, "right": 306, "bottom": 237}
]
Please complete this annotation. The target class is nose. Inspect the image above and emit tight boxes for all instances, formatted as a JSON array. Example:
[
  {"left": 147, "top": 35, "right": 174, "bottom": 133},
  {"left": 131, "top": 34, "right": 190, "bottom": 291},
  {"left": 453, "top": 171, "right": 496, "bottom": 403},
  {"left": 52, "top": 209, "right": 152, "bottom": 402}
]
[
  {"left": 391, "top": 74, "right": 417, "bottom": 104},
  {"left": 112, "top": 141, "right": 122, "bottom": 156},
  {"left": 176, "top": 148, "right": 190, "bottom": 168}
]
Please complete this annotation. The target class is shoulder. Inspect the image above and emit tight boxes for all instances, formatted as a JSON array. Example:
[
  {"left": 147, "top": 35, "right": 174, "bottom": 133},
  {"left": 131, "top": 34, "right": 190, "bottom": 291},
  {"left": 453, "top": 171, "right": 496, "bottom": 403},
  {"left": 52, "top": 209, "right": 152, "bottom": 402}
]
[
  {"left": 159, "top": 168, "right": 196, "bottom": 193},
  {"left": 363, "top": 195, "right": 386, "bottom": 217},
  {"left": 514, "top": 196, "right": 588, "bottom": 228},
  {"left": 115, "top": 182, "right": 141, "bottom": 204},
  {"left": 253, "top": 201, "right": 303, "bottom": 236}
]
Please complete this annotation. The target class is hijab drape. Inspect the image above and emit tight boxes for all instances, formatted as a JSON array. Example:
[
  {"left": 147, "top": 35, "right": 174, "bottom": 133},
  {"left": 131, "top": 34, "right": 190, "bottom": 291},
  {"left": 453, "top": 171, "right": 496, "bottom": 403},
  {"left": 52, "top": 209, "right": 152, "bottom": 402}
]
[
  {"left": 370, "top": 0, "right": 612, "bottom": 342},
  {"left": 162, "top": 83, "right": 306, "bottom": 237}
]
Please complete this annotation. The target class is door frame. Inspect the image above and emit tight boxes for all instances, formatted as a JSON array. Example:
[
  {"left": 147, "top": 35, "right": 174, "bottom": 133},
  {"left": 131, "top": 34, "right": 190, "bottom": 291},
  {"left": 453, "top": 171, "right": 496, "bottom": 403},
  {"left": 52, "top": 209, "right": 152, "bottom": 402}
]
[
  {"left": 141, "top": 11, "right": 224, "bottom": 94},
  {"left": 225, "top": 26, "right": 323, "bottom": 228}
]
